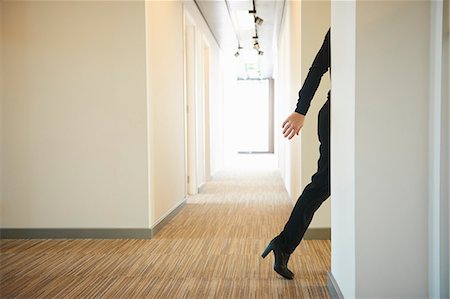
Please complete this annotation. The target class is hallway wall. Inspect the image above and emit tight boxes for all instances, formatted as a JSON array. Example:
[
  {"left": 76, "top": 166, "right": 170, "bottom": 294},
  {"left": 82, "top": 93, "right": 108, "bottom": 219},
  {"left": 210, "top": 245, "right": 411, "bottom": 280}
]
[
  {"left": 275, "top": 0, "right": 300, "bottom": 201},
  {"left": 438, "top": 1, "right": 450, "bottom": 297},
  {"left": 329, "top": 2, "right": 356, "bottom": 297},
  {"left": 354, "top": 2, "right": 430, "bottom": 296},
  {"left": 447, "top": 2, "right": 450, "bottom": 296},
  {"left": 0, "top": 0, "right": 3, "bottom": 227},
  {"left": 1, "top": 1, "right": 149, "bottom": 228},
  {"left": 146, "top": 0, "right": 222, "bottom": 226},
  {"left": 442, "top": 2, "right": 450, "bottom": 296},
  {"left": 145, "top": 1, "right": 186, "bottom": 227},
  {"left": 331, "top": 1, "right": 448, "bottom": 297},
  {"left": 209, "top": 51, "right": 224, "bottom": 177},
  {"left": 202, "top": 19, "right": 224, "bottom": 179},
  {"left": 0, "top": 0, "right": 223, "bottom": 233},
  {"left": 183, "top": 1, "right": 223, "bottom": 184}
]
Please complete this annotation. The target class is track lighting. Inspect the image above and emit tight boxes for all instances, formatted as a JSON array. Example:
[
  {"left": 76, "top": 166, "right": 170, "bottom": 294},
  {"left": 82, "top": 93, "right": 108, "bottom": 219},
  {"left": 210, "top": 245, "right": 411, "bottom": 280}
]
[
  {"left": 249, "top": 1, "right": 263, "bottom": 56},
  {"left": 255, "top": 16, "right": 264, "bottom": 26},
  {"left": 234, "top": 46, "right": 243, "bottom": 58},
  {"left": 235, "top": 1, "right": 264, "bottom": 61}
]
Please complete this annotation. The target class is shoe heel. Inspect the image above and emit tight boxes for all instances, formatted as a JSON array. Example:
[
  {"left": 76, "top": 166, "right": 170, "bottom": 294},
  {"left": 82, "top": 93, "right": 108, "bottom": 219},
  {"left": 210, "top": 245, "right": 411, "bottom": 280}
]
[{"left": 261, "top": 242, "right": 273, "bottom": 258}]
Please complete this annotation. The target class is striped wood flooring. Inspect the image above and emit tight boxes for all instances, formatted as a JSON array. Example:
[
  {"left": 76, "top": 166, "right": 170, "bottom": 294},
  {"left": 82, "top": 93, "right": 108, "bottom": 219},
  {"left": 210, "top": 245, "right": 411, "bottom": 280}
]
[{"left": 1, "top": 170, "right": 331, "bottom": 298}]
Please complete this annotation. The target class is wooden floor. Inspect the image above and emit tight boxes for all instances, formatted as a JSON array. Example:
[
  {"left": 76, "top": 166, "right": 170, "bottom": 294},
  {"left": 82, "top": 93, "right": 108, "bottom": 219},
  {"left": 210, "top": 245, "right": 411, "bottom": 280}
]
[{"left": 1, "top": 170, "right": 331, "bottom": 298}]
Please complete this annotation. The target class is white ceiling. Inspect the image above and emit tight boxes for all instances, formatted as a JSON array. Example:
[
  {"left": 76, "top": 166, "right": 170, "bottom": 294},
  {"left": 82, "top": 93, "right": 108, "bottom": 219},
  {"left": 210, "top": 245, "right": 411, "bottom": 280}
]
[{"left": 195, "top": 0, "right": 285, "bottom": 79}]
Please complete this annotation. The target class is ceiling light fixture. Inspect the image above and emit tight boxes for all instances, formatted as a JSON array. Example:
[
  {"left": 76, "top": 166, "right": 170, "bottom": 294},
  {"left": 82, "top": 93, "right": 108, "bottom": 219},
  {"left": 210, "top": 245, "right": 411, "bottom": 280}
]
[
  {"left": 235, "top": 46, "right": 243, "bottom": 58},
  {"left": 249, "top": 1, "right": 263, "bottom": 26},
  {"left": 255, "top": 16, "right": 264, "bottom": 26},
  {"left": 249, "top": 0, "right": 263, "bottom": 55}
]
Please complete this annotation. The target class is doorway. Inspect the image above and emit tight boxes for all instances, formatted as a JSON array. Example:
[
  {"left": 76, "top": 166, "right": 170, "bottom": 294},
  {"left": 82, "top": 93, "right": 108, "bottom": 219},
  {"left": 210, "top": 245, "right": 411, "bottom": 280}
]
[{"left": 183, "top": 11, "right": 212, "bottom": 195}]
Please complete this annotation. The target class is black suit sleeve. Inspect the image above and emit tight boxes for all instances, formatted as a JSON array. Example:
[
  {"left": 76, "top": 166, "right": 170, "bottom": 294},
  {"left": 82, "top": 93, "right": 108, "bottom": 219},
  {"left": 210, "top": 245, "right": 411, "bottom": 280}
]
[{"left": 295, "top": 29, "right": 330, "bottom": 115}]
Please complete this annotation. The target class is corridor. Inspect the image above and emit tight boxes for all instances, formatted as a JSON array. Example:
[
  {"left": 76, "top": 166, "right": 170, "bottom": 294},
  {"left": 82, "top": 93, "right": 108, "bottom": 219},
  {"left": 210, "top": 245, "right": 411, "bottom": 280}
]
[
  {"left": 1, "top": 0, "right": 449, "bottom": 297},
  {"left": 1, "top": 171, "right": 331, "bottom": 298}
]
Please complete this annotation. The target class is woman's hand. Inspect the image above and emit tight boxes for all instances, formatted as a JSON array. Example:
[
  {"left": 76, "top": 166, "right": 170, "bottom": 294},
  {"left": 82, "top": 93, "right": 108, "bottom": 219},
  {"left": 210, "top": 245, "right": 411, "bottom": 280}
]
[{"left": 282, "top": 112, "right": 305, "bottom": 140}]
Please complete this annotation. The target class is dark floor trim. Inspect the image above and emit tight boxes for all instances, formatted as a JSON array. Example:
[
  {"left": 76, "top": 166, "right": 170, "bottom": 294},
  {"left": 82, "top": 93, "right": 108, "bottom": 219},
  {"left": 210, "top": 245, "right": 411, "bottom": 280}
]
[
  {"left": 0, "top": 228, "right": 152, "bottom": 239},
  {"left": 150, "top": 199, "right": 186, "bottom": 237},
  {"left": 303, "top": 228, "right": 331, "bottom": 240},
  {"left": 327, "top": 272, "right": 345, "bottom": 299},
  {"left": 1, "top": 199, "right": 187, "bottom": 240}
]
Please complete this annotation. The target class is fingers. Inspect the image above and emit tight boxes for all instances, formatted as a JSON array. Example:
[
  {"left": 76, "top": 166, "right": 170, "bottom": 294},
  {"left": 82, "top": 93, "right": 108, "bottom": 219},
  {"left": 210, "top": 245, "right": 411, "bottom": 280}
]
[
  {"left": 283, "top": 126, "right": 294, "bottom": 138},
  {"left": 283, "top": 125, "right": 302, "bottom": 139},
  {"left": 283, "top": 113, "right": 304, "bottom": 139},
  {"left": 283, "top": 124, "right": 294, "bottom": 137},
  {"left": 288, "top": 129, "right": 296, "bottom": 140},
  {"left": 283, "top": 118, "right": 294, "bottom": 134}
]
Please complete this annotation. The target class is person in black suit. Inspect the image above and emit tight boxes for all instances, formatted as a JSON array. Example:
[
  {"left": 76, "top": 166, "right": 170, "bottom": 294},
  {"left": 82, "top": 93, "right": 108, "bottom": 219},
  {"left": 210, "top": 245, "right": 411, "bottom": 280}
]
[{"left": 262, "top": 28, "right": 331, "bottom": 280}]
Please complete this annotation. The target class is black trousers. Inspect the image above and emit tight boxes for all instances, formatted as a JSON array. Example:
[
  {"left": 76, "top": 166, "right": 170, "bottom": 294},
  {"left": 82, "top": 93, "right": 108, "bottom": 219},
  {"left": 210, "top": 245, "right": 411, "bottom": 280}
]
[{"left": 279, "top": 98, "right": 330, "bottom": 254}]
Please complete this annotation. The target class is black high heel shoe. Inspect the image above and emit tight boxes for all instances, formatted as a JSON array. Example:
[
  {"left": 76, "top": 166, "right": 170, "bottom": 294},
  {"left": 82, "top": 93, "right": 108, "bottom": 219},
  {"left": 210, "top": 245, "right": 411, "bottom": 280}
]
[{"left": 261, "top": 236, "right": 294, "bottom": 280}]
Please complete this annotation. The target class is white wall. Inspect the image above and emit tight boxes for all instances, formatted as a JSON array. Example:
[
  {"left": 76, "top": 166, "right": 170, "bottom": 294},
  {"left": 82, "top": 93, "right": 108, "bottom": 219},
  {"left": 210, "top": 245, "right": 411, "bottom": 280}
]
[
  {"left": 145, "top": 1, "right": 186, "bottom": 227},
  {"left": 1, "top": 0, "right": 223, "bottom": 232},
  {"left": 330, "top": 2, "right": 356, "bottom": 297},
  {"left": 210, "top": 50, "right": 224, "bottom": 176},
  {"left": 196, "top": 39, "right": 206, "bottom": 188},
  {"left": 0, "top": 0, "right": 3, "bottom": 227},
  {"left": 275, "top": 0, "right": 301, "bottom": 198},
  {"left": 184, "top": 19, "right": 198, "bottom": 195},
  {"left": 429, "top": 1, "right": 449, "bottom": 297},
  {"left": 355, "top": 2, "right": 430, "bottom": 297},
  {"left": 440, "top": 0, "right": 449, "bottom": 296},
  {"left": 332, "top": 1, "right": 439, "bottom": 297},
  {"left": 287, "top": 1, "right": 303, "bottom": 203},
  {"left": 183, "top": 1, "right": 223, "bottom": 180},
  {"left": 1, "top": 1, "right": 149, "bottom": 228},
  {"left": 203, "top": 45, "right": 212, "bottom": 181},
  {"left": 274, "top": 1, "right": 301, "bottom": 194},
  {"left": 222, "top": 53, "right": 240, "bottom": 168},
  {"left": 446, "top": 2, "right": 450, "bottom": 297}
]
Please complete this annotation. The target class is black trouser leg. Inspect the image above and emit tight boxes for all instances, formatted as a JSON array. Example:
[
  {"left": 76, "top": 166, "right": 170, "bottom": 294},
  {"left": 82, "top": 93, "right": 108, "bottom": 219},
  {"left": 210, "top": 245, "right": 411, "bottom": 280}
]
[{"left": 280, "top": 99, "right": 330, "bottom": 254}]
